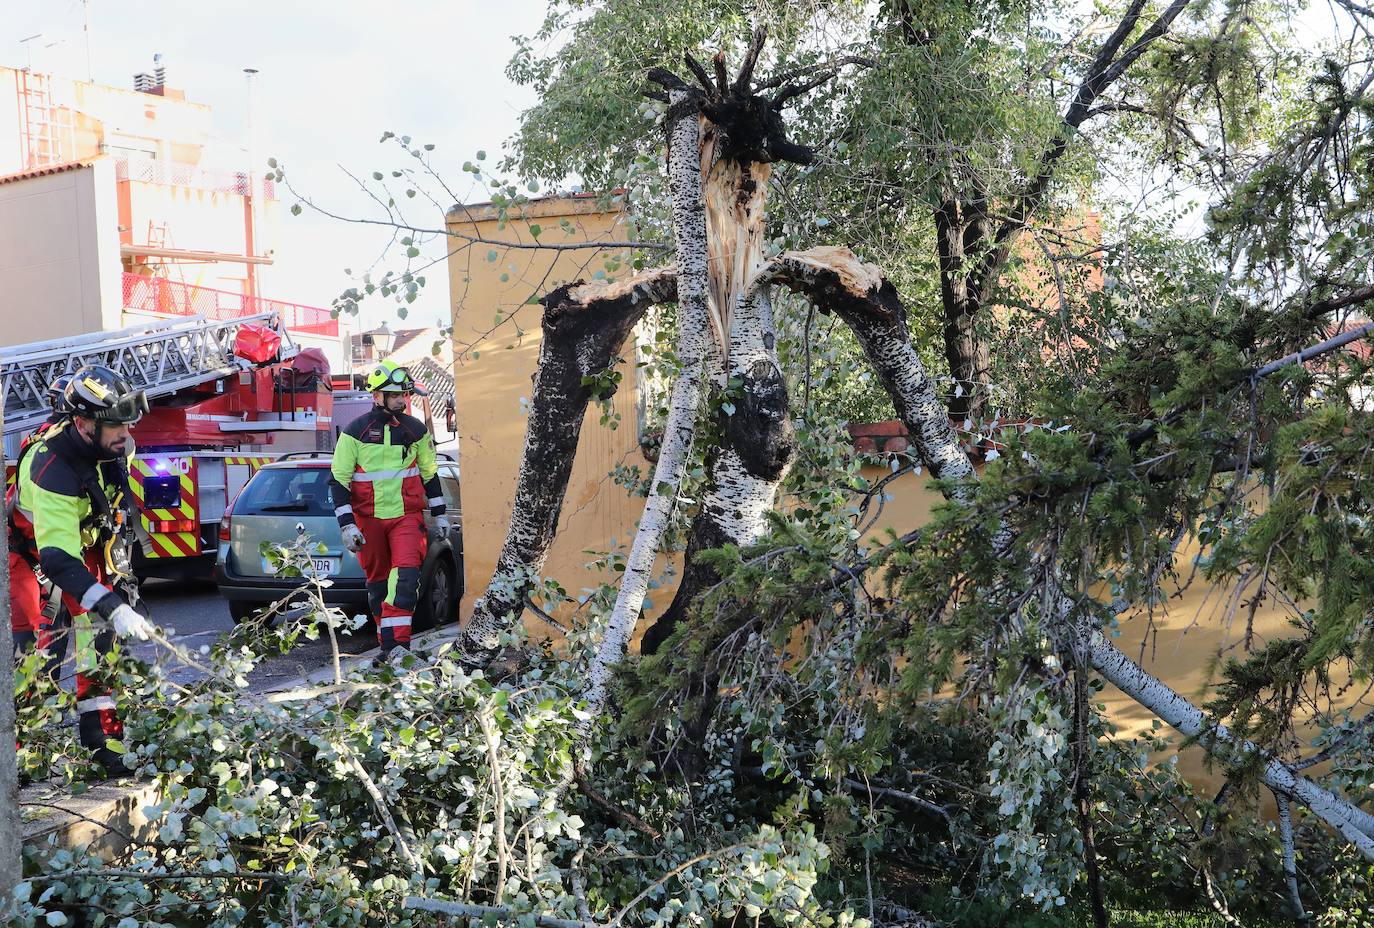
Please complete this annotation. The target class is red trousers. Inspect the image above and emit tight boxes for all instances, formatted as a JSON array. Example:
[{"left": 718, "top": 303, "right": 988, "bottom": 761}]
[
  {"left": 9, "top": 550, "right": 123, "bottom": 757},
  {"left": 354, "top": 511, "right": 427, "bottom": 653}
]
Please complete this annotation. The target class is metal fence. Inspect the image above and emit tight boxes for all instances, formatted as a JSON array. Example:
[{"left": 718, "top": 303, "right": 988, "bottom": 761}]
[
  {"left": 122, "top": 274, "right": 338, "bottom": 337},
  {"left": 113, "top": 155, "right": 276, "bottom": 199}
]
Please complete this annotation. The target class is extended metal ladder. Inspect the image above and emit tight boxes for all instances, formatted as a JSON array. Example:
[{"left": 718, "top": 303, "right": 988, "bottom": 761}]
[{"left": 0, "top": 313, "right": 297, "bottom": 438}]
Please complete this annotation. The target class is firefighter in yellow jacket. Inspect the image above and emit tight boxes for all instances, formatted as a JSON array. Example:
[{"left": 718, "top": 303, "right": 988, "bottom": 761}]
[
  {"left": 8, "top": 365, "right": 156, "bottom": 776},
  {"left": 329, "top": 361, "right": 448, "bottom": 654}
]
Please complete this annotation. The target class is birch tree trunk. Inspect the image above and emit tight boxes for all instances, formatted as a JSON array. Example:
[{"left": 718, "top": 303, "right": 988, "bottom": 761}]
[
  {"left": 1091, "top": 631, "right": 1374, "bottom": 859},
  {"left": 457, "top": 269, "right": 676, "bottom": 662},
  {"left": 580, "top": 83, "right": 713, "bottom": 729},
  {"left": 759, "top": 247, "right": 973, "bottom": 488},
  {"left": 640, "top": 154, "right": 793, "bottom": 655},
  {"left": 0, "top": 397, "right": 21, "bottom": 905}
]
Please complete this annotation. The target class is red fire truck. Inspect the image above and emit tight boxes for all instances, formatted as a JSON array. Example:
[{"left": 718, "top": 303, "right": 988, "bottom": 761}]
[{"left": 2, "top": 312, "right": 334, "bottom": 579}]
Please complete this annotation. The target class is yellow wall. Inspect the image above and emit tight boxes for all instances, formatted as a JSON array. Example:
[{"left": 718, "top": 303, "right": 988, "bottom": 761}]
[
  {"left": 855, "top": 460, "right": 1372, "bottom": 782},
  {"left": 447, "top": 196, "right": 647, "bottom": 626}
]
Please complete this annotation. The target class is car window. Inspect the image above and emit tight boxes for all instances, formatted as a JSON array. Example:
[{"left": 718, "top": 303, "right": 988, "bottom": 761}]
[
  {"left": 234, "top": 467, "right": 334, "bottom": 516},
  {"left": 439, "top": 467, "right": 461, "bottom": 510}
]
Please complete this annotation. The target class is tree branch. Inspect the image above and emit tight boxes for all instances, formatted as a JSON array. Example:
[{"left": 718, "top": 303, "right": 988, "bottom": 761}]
[{"left": 967, "top": 0, "right": 1193, "bottom": 305}]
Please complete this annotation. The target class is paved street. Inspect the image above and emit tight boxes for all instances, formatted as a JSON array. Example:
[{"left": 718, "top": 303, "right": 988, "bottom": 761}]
[{"left": 123, "top": 579, "right": 380, "bottom": 692}]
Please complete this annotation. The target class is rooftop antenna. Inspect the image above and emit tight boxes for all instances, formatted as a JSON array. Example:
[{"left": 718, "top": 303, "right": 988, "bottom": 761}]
[
  {"left": 19, "top": 34, "right": 42, "bottom": 72},
  {"left": 81, "top": 0, "right": 93, "bottom": 81}
]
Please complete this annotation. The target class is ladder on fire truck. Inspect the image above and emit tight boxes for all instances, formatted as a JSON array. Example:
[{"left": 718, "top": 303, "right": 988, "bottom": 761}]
[{"left": 0, "top": 313, "right": 297, "bottom": 439}]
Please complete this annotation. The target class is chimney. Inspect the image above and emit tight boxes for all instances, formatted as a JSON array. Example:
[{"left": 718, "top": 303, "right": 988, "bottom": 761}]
[
  {"left": 133, "top": 72, "right": 153, "bottom": 92},
  {"left": 153, "top": 53, "right": 166, "bottom": 87}
]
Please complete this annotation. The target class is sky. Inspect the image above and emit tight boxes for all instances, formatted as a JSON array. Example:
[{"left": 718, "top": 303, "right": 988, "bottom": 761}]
[{"left": 4, "top": 0, "right": 555, "bottom": 336}]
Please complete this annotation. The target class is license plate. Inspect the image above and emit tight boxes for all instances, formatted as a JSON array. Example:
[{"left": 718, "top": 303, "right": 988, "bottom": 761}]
[{"left": 263, "top": 557, "right": 337, "bottom": 577}]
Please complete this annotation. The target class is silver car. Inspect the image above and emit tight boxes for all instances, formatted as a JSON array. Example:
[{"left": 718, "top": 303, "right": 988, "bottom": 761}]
[{"left": 213, "top": 453, "right": 463, "bottom": 628}]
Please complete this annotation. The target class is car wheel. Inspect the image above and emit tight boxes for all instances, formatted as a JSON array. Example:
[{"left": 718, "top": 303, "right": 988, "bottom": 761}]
[
  {"left": 227, "top": 600, "right": 259, "bottom": 624},
  {"left": 414, "top": 558, "right": 456, "bottom": 632}
]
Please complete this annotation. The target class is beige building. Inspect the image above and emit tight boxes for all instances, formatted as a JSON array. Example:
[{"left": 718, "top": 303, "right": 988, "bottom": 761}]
[{"left": 0, "top": 62, "right": 341, "bottom": 366}]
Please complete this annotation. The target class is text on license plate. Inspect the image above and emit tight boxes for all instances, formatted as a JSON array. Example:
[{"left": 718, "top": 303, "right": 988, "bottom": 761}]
[{"left": 263, "top": 557, "right": 337, "bottom": 577}]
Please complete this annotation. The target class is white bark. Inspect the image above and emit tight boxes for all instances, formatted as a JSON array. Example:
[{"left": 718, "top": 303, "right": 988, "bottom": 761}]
[
  {"left": 702, "top": 285, "right": 789, "bottom": 545},
  {"left": 1090, "top": 631, "right": 1374, "bottom": 860},
  {"left": 581, "top": 91, "right": 713, "bottom": 731},
  {"left": 1274, "top": 792, "right": 1308, "bottom": 922},
  {"left": 0, "top": 399, "right": 20, "bottom": 906}
]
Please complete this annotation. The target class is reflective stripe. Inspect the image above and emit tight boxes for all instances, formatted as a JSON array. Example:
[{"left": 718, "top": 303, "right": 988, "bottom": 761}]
[
  {"left": 428, "top": 497, "right": 445, "bottom": 509},
  {"left": 379, "top": 615, "right": 412, "bottom": 629},
  {"left": 351, "top": 467, "right": 420, "bottom": 483},
  {"left": 80, "top": 583, "right": 109, "bottom": 611},
  {"left": 335, "top": 504, "right": 353, "bottom": 517},
  {"left": 77, "top": 695, "right": 116, "bottom": 714}
]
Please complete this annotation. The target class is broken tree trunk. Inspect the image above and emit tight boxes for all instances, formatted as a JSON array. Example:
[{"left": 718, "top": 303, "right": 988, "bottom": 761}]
[
  {"left": 638, "top": 286, "right": 794, "bottom": 656},
  {"left": 581, "top": 32, "right": 824, "bottom": 732},
  {"left": 579, "top": 80, "right": 714, "bottom": 730},
  {"left": 456, "top": 268, "right": 676, "bottom": 662},
  {"left": 640, "top": 142, "right": 794, "bottom": 655},
  {"left": 1091, "top": 632, "right": 1374, "bottom": 859},
  {"left": 759, "top": 247, "right": 974, "bottom": 489}
]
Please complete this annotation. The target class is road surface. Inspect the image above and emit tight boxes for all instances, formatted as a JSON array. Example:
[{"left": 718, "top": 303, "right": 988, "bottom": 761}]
[{"left": 119, "top": 579, "right": 380, "bottom": 691}]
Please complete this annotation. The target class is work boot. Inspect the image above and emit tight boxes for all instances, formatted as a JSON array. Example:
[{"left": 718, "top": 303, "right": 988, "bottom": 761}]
[{"left": 90, "top": 747, "right": 131, "bottom": 781}]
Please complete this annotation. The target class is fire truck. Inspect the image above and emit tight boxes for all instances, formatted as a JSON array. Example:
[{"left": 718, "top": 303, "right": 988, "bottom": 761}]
[{"left": 2, "top": 312, "right": 334, "bottom": 579}]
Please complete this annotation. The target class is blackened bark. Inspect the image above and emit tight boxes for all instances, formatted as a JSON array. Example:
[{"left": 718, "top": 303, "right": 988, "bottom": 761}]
[
  {"left": 640, "top": 353, "right": 794, "bottom": 655},
  {"left": 457, "top": 269, "right": 676, "bottom": 661}
]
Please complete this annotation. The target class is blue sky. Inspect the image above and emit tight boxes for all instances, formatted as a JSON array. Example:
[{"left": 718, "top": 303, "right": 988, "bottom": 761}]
[{"left": 5, "top": 0, "right": 554, "bottom": 335}]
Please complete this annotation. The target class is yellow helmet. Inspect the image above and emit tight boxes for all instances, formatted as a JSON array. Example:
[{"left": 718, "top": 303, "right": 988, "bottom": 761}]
[{"left": 365, "top": 360, "right": 426, "bottom": 394}]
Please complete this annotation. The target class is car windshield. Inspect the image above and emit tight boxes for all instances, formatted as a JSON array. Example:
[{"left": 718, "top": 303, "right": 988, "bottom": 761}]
[{"left": 234, "top": 467, "right": 334, "bottom": 517}]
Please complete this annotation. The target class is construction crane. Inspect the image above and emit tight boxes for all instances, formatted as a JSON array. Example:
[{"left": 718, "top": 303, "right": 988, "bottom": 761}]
[{"left": 0, "top": 313, "right": 297, "bottom": 441}]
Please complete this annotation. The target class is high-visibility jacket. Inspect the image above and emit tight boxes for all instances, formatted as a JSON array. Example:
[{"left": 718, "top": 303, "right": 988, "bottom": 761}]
[
  {"left": 330, "top": 406, "right": 444, "bottom": 526},
  {"left": 9, "top": 422, "right": 132, "bottom": 619}
]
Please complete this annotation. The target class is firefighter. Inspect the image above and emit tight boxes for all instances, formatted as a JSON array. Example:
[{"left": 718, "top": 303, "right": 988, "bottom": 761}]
[
  {"left": 9, "top": 375, "right": 71, "bottom": 657},
  {"left": 9, "top": 365, "right": 156, "bottom": 776},
  {"left": 330, "top": 360, "right": 449, "bottom": 656}
]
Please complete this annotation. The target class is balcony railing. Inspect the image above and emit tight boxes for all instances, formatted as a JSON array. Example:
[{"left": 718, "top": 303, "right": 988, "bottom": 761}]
[
  {"left": 113, "top": 155, "right": 276, "bottom": 199},
  {"left": 122, "top": 273, "right": 338, "bottom": 337}
]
